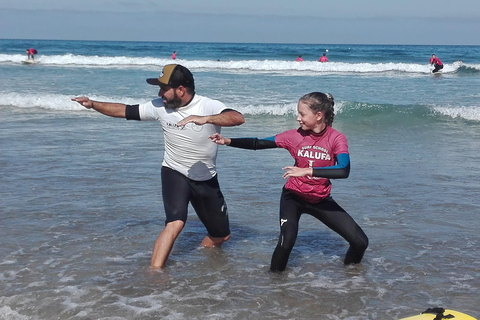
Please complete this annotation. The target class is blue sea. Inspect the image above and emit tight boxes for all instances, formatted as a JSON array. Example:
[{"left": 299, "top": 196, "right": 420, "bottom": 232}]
[{"left": 1, "top": 39, "right": 480, "bottom": 320}]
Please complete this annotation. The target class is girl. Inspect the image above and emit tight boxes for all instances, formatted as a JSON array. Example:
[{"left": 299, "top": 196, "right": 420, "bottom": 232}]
[{"left": 210, "top": 92, "right": 368, "bottom": 271}]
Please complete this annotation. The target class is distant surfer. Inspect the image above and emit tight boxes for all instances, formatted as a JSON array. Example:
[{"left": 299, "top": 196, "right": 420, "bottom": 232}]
[
  {"left": 71, "top": 64, "right": 245, "bottom": 269},
  {"left": 171, "top": 51, "right": 177, "bottom": 60},
  {"left": 210, "top": 92, "right": 369, "bottom": 271},
  {"left": 319, "top": 53, "right": 328, "bottom": 62},
  {"left": 430, "top": 54, "right": 443, "bottom": 73},
  {"left": 296, "top": 55, "right": 303, "bottom": 62},
  {"left": 26, "top": 48, "right": 37, "bottom": 60}
]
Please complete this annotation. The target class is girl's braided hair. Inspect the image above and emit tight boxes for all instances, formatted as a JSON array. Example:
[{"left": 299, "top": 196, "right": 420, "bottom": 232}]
[{"left": 299, "top": 92, "right": 335, "bottom": 126}]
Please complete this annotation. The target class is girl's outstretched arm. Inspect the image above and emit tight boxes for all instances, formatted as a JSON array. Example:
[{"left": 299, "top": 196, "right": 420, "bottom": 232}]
[{"left": 210, "top": 135, "right": 278, "bottom": 150}]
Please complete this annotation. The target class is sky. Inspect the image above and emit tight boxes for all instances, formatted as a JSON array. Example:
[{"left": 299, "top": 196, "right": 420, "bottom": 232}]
[{"left": 1, "top": 0, "right": 480, "bottom": 45}]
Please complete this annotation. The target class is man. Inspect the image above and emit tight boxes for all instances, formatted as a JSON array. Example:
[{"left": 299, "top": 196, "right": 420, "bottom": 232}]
[{"left": 72, "top": 64, "right": 245, "bottom": 268}]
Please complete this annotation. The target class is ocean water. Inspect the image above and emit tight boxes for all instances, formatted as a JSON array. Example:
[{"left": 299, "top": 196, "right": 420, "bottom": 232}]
[{"left": 1, "top": 39, "right": 480, "bottom": 319}]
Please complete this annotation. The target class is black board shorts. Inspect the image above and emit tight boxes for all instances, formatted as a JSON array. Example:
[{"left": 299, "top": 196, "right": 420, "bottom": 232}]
[
  {"left": 161, "top": 166, "right": 230, "bottom": 238},
  {"left": 433, "top": 64, "right": 444, "bottom": 73}
]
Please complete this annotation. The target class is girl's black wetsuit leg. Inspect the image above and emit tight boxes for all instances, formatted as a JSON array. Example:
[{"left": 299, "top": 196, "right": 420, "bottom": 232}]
[
  {"left": 307, "top": 196, "right": 368, "bottom": 264},
  {"left": 270, "top": 188, "right": 368, "bottom": 271},
  {"left": 270, "top": 188, "right": 303, "bottom": 271}
]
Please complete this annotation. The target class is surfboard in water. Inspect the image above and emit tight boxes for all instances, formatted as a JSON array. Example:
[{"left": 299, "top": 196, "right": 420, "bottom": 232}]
[
  {"left": 399, "top": 308, "right": 477, "bottom": 320},
  {"left": 21, "top": 59, "right": 36, "bottom": 64}
]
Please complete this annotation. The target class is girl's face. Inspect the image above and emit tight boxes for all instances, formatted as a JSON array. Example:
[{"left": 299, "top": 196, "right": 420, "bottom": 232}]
[{"left": 296, "top": 101, "right": 324, "bottom": 132}]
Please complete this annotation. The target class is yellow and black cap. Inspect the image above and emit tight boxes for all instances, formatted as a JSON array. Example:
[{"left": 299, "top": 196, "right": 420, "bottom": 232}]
[{"left": 146, "top": 64, "right": 194, "bottom": 88}]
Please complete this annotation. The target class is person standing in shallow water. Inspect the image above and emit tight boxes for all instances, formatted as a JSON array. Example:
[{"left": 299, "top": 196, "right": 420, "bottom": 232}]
[
  {"left": 72, "top": 64, "right": 245, "bottom": 269},
  {"left": 210, "top": 92, "right": 368, "bottom": 271}
]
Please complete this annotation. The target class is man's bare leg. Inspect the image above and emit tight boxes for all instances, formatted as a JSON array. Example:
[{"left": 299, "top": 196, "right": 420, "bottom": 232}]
[{"left": 150, "top": 220, "right": 185, "bottom": 268}]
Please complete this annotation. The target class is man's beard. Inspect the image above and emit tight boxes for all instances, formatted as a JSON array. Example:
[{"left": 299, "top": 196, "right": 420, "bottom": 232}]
[{"left": 164, "top": 92, "right": 182, "bottom": 109}]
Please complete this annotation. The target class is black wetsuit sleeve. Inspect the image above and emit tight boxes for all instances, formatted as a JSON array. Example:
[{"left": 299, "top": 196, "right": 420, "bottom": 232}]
[
  {"left": 228, "top": 138, "right": 278, "bottom": 150},
  {"left": 312, "top": 164, "right": 350, "bottom": 179},
  {"left": 125, "top": 104, "right": 140, "bottom": 121},
  {"left": 312, "top": 153, "right": 350, "bottom": 179}
]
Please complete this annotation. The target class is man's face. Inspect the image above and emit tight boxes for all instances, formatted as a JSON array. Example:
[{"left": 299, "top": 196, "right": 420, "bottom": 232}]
[{"left": 159, "top": 85, "right": 182, "bottom": 109}]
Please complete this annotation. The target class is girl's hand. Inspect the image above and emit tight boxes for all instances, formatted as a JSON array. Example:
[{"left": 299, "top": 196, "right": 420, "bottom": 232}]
[
  {"left": 209, "top": 133, "right": 231, "bottom": 145},
  {"left": 282, "top": 166, "right": 313, "bottom": 179}
]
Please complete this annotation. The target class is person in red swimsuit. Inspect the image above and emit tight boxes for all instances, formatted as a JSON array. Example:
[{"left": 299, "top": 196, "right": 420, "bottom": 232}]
[
  {"left": 210, "top": 92, "right": 368, "bottom": 271},
  {"left": 430, "top": 54, "right": 443, "bottom": 73},
  {"left": 26, "top": 48, "right": 37, "bottom": 60}
]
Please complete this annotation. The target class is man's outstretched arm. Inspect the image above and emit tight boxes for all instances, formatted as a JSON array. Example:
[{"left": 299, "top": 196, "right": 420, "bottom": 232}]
[
  {"left": 177, "top": 110, "right": 245, "bottom": 127},
  {"left": 71, "top": 97, "right": 126, "bottom": 118}
]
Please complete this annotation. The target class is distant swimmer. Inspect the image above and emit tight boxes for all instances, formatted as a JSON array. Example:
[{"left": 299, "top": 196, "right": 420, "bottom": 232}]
[
  {"left": 319, "top": 53, "right": 328, "bottom": 62},
  {"left": 26, "top": 48, "right": 37, "bottom": 60},
  {"left": 296, "top": 55, "right": 303, "bottom": 62},
  {"left": 171, "top": 51, "right": 177, "bottom": 60},
  {"left": 430, "top": 54, "right": 443, "bottom": 73}
]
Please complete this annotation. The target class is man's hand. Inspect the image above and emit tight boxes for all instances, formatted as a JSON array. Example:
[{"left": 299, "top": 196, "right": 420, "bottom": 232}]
[
  {"left": 71, "top": 97, "right": 94, "bottom": 109},
  {"left": 177, "top": 115, "right": 209, "bottom": 127}
]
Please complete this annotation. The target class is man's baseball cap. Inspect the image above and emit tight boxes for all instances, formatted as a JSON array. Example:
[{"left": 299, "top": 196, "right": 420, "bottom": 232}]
[{"left": 146, "top": 64, "right": 194, "bottom": 88}]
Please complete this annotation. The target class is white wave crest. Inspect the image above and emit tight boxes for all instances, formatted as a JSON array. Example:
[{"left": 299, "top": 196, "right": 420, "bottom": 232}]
[
  {"left": 2, "top": 92, "right": 479, "bottom": 121},
  {"left": 0, "top": 92, "right": 350, "bottom": 116},
  {"left": 433, "top": 105, "right": 480, "bottom": 121},
  {"left": 0, "top": 92, "right": 139, "bottom": 111},
  {"left": 0, "top": 53, "right": 472, "bottom": 74}
]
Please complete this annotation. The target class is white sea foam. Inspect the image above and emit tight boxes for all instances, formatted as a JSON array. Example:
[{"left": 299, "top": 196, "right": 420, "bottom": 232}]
[
  {"left": 2, "top": 53, "right": 477, "bottom": 74},
  {"left": 2, "top": 92, "right": 480, "bottom": 122},
  {"left": 0, "top": 92, "right": 333, "bottom": 117},
  {"left": 0, "top": 92, "right": 139, "bottom": 111},
  {"left": 0, "top": 92, "right": 297, "bottom": 115},
  {"left": 433, "top": 105, "right": 480, "bottom": 121},
  {"left": 0, "top": 306, "right": 29, "bottom": 320}
]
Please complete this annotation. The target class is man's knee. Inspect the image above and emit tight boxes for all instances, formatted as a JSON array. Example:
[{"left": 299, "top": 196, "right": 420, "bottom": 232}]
[{"left": 164, "top": 220, "right": 185, "bottom": 236}]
